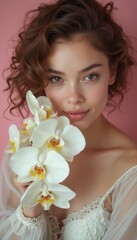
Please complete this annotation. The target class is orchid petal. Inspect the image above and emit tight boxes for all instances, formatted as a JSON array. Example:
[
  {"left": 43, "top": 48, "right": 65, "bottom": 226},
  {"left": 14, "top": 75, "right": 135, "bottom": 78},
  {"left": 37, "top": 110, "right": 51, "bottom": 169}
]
[
  {"left": 32, "top": 119, "right": 58, "bottom": 148},
  {"left": 26, "top": 90, "right": 39, "bottom": 115},
  {"left": 9, "top": 124, "right": 20, "bottom": 140},
  {"left": 23, "top": 118, "right": 36, "bottom": 136},
  {"left": 37, "top": 96, "right": 57, "bottom": 119},
  {"left": 44, "top": 150, "right": 69, "bottom": 183},
  {"left": 61, "top": 125, "right": 86, "bottom": 157},
  {"left": 54, "top": 201, "right": 70, "bottom": 209},
  {"left": 56, "top": 116, "right": 70, "bottom": 134},
  {"left": 7, "top": 124, "right": 20, "bottom": 153},
  {"left": 20, "top": 118, "right": 36, "bottom": 145},
  {"left": 37, "top": 96, "right": 52, "bottom": 108},
  {"left": 17, "top": 176, "right": 33, "bottom": 183},
  {"left": 49, "top": 183, "right": 76, "bottom": 203},
  {"left": 20, "top": 180, "right": 43, "bottom": 208},
  {"left": 10, "top": 147, "right": 39, "bottom": 177},
  {"left": 39, "top": 149, "right": 48, "bottom": 162}
]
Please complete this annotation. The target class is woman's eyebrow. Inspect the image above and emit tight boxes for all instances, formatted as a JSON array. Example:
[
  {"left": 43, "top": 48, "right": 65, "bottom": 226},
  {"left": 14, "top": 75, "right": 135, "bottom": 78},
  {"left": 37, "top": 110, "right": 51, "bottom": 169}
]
[
  {"left": 79, "top": 63, "right": 102, "bottom": 73},
  {"left": 47, "top": 63, "right": 102, "bottom": 75},
  {"left": 47, "top": 68, "right": 65, "bottom": 75}
]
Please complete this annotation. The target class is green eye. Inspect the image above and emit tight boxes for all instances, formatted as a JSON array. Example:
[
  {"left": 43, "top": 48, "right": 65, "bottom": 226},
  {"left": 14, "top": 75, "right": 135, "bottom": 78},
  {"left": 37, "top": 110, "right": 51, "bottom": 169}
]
[
  {"left": 49, "top": 76, "right": 63, "bottom": 83},
  {"left": 84, "top": 73, "right": 99, "bottom": 81}
]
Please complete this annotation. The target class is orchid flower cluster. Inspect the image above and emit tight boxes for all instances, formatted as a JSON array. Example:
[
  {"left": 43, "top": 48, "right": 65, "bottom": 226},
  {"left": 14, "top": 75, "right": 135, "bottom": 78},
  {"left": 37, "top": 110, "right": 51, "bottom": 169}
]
[{"left": 8, "top": 90, "right": 86, "bottom": 210}]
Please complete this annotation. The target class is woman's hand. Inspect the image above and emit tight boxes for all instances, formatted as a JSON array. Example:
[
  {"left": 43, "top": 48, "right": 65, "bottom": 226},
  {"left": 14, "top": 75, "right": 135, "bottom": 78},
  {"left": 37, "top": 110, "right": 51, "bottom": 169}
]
[
  {"left": 13, "top": 175, "right": 33, "bottom": 194},
  {"left": 13, "top": 175, "right": 43, "bottom": 218}
]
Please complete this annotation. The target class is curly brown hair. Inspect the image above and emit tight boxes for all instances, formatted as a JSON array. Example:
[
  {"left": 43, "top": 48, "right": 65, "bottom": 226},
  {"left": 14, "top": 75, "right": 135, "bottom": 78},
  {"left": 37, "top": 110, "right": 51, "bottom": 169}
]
[{"left": 4, "top": 0, "right": 134, "bottom": 117}]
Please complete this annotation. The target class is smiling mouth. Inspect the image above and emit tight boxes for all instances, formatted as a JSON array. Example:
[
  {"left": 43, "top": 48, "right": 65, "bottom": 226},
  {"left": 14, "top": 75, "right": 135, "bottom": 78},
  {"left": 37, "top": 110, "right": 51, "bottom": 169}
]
[{"left": 63, "top": 110, "right": 89, "bottom": 121}]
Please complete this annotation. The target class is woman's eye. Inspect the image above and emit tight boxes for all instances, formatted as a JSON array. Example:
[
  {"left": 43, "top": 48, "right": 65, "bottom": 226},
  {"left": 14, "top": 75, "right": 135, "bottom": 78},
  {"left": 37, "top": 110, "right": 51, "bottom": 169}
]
[
  {"left": 49, "top": 76, "right": 63, "bottom": 83},
  {"left": 84, "top": 73, "right": 99, "bottom": 82}
]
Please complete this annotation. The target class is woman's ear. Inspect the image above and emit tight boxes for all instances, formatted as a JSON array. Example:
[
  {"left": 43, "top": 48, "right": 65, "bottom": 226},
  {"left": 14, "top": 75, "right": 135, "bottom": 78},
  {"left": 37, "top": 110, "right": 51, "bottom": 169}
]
[{"left": 109, "top": 65, "right": 117, "bottom": 85}]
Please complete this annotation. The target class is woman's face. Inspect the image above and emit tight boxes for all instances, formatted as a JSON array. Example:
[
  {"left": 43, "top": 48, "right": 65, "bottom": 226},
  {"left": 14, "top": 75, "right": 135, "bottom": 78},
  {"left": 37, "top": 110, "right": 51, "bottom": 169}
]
[{"left": 44, "top": 35, "right": 115, "bottom": 131}]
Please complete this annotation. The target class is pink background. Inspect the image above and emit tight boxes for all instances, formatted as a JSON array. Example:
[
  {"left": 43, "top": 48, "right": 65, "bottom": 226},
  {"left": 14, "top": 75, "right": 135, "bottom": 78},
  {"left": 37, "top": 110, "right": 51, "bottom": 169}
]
[{"left": 0, "top": 0, "right": 137, "bottom": 161}]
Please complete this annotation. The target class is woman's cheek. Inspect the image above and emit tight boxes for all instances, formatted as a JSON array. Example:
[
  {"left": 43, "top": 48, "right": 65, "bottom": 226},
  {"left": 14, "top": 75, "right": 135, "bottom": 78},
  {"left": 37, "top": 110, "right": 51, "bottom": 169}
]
[
  {"left": 90, "top": 85, "right": 109, "bottom": 107},
  {"left": 45, "top": 88, "right": 63, "bottom": 112}
]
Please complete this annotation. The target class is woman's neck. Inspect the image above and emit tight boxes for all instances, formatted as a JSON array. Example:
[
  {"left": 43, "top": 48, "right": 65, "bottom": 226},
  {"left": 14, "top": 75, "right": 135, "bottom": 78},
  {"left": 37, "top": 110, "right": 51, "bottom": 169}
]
[{"left": 82, "top": 114, "right": 112, "bottom": 150}]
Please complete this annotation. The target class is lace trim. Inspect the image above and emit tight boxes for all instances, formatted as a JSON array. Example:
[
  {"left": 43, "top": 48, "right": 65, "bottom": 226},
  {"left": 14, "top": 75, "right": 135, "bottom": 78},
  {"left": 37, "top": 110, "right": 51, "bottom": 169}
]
[
  {"left": 47, "top": 198, "right": 108, "bottom": 239},
  {"left": 47, "top": 210, "right": 61, "bottom": 240},
  {"left": 62, "top": 197, "right": 102, "bottom": 225},
  {"left": 47, "top": 198, "right": 102, "bottom": 231},
  {"left": 16, "top": 204, "right": 46, "bottom": 229}
]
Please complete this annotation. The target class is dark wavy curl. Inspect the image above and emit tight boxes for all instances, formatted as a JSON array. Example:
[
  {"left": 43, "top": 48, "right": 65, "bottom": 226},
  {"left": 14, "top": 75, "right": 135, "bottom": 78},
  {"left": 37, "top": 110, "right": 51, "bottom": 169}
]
[{"left": 4, "top": 0, "right": 135, "bottom": 117}]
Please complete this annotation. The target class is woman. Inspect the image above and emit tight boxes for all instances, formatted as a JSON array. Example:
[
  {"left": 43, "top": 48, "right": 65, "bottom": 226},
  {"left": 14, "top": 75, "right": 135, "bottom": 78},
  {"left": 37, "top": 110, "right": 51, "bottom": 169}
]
[{"left": 0, "top": 0, "right": 137, "bottom": 239}]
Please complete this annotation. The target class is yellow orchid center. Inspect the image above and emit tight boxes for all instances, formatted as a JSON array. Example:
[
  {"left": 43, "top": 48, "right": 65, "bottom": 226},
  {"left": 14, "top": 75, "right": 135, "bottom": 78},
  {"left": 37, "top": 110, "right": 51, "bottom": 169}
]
[
  {"left": 47, "top": 137, "right": 63, "bottom": 152},
  {"left": 9, "top": 140, "right": 16, "bottom": 153},
  {"left": 20, "top": 122, "right": 28, "bottom": 135},
  {"left": 30, "top": 165, "right": 46, "bottom": 179},
  {"left": 50, "top": 138, "right": 60, "bottom": 147},
  {"left": 37, "top": 193, "right": 55, "bottom": 206},
  {"left": 46, "top": 108, "right": 52, "bottom": 119}
]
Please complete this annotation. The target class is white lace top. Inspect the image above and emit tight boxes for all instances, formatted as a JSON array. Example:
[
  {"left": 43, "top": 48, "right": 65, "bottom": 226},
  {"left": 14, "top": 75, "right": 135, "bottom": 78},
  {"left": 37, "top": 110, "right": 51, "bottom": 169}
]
[
  {"left": 0, "top": 152, "right": 137, "bottom": 240},
  {"left": 46, "top": 197, "right": 110, "bottom": 240}
]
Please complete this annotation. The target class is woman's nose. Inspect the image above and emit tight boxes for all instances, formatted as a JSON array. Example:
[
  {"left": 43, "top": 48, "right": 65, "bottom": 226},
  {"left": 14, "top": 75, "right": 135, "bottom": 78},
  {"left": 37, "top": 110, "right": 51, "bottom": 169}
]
[{"left": 66, "top": 84, "right": 85, "bottom": 105}]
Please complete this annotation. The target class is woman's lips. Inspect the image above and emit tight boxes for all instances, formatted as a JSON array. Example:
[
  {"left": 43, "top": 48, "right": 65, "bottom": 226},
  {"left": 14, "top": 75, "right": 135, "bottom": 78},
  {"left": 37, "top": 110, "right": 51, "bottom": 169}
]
[{"left": 64, "top": 110, "right": 89, "bottom": 121}]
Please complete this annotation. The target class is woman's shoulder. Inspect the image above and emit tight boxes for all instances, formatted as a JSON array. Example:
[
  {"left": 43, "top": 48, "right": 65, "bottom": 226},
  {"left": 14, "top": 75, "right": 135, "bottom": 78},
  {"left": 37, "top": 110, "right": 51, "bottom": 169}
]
[
  {"left": 104, "top": 120, "right": 137, "bottom": 178},
  {"left": 110, "top": 126, "right": 137, "bottom": 177},
  {"left": 101, "top": 126, "right": 137, "bottom": 205},
  {"left": 114, "top": 147, "right": 137, "bottom": 180}
]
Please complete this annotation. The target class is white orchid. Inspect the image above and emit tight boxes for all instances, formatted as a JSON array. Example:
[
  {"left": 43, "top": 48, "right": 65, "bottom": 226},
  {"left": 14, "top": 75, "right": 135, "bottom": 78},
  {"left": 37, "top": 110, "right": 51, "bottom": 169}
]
[
  {"left": 26, "top": 90, "right": 56, "bottom": 125},
  {"left": 31, "top": 116, "right": 86, "bottom": 161},
  {"left": 10, "top": 147, "right": 69, "bottom": 184},
  {"left": 21, "top": 180, "right": 76, "bottom": 210},
  {"left": 7, "top": 124, "right": 20, "bottom": 154},
  {"left": 22, "top": 118, "right": 36, "bottom": 136},
  {"left": 8, "top": 90, "right": 86, "bottom": 210},
  {"left": 19, "top": 118, "right": 36, "bottom": 144}
]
